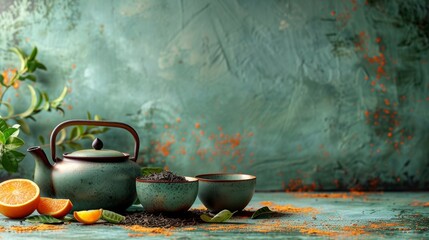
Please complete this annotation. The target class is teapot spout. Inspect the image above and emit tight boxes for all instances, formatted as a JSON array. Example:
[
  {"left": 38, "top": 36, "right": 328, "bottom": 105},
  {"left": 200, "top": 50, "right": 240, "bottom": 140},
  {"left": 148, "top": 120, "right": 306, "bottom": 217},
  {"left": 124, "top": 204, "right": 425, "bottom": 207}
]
[{"left": 27, "top": 146, "right": 55, "bottom": 197}]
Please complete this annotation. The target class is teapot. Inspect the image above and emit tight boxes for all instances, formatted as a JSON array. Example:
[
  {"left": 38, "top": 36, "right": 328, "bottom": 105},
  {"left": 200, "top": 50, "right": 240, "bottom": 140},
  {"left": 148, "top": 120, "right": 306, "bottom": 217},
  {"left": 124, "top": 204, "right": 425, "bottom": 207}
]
[{"left": 28, "top": 120, "right": 141, "bottom": 211}]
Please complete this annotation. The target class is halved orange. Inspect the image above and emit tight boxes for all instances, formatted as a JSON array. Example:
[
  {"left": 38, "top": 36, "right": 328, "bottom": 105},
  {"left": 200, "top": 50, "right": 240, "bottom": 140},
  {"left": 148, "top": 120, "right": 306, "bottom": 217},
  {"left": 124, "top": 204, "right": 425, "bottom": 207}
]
[
  {"left": 73, "top": 209, "right": 102, "bottom": 224},
  {"left": 0, "top": 179, "right": 40, "bottom": 219},
  {"left": 37, "top": 197, "right": 73, "bottom": 218}
]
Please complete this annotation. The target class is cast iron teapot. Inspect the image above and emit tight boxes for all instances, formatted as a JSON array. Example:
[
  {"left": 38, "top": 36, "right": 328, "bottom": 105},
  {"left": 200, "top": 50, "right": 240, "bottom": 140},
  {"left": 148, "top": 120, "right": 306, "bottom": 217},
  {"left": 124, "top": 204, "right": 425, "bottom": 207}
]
[{"left": 28, "top": 120, "right": 141, "bottom": 211}]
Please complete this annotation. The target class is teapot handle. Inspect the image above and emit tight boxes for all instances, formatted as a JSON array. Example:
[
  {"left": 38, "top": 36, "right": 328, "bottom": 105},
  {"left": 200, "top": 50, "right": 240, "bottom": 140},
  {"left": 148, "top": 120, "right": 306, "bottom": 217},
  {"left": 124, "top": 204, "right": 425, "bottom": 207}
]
[{"left": 50, "top": 120, "right": 140, "bottom": 162}]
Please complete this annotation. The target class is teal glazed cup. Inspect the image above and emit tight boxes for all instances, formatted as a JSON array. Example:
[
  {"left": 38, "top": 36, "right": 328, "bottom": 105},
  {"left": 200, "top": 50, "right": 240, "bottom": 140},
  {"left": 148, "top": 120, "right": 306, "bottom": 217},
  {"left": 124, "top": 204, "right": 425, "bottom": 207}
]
[
  {"left": 136, "top": 177, "right": 198, "bottom": 212},
  {"left": 196, "top": 173, "right": 256, "bottom": 212}
]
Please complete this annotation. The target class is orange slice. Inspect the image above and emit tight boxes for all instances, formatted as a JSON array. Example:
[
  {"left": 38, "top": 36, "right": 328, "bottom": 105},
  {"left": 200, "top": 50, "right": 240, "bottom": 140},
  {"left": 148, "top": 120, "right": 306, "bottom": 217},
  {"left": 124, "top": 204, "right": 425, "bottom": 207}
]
[
  {"left": 37, "top": 197, "right": 73, "bottom": 218},
  {"left": 0, "top": 179, "right": 40, "bottom": 219},
  {"left": 73, "top": 209, "right": 102, "bottom": 224}
]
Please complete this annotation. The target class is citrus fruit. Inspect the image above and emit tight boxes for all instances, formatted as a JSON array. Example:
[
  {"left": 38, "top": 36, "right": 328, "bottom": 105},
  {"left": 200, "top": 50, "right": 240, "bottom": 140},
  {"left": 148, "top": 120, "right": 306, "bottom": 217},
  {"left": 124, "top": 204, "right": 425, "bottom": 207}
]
[
  {"left": 73, "top": 209, "right": 102, "bottom": 224},
  {"left": 37, "top": 197, "right": 73, "bottom": 218},
  {"left": 0, "top": 178, "right": 40, "bottom": 219}
]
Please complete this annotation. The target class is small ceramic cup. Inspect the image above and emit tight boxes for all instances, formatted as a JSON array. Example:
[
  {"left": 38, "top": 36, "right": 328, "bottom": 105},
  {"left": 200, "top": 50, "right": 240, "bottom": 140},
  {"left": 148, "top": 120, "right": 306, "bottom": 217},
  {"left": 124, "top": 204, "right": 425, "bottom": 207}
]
[
  {"left": 196, "top": 173, "right": 256, "bottom": 212},
  {"left": 136, "top": 176, "right": 198, "bottom": 212}
]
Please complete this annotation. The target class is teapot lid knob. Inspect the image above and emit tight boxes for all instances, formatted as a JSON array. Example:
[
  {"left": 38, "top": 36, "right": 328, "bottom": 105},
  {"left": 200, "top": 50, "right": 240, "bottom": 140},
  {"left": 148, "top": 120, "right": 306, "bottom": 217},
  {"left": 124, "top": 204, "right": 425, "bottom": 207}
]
[{"left": 92, "top": 138, "right": 104, "bottom": 150}]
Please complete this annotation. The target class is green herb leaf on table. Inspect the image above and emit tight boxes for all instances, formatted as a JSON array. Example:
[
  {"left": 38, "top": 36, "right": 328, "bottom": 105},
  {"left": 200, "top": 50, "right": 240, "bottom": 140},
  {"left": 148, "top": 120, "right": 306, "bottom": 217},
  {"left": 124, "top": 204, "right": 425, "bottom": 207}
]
[
  {"left": 251, "top": 206, "right": 275, "bottom": 219},
  {"left": 63, "top": 215, "right": 77, "bottom": 222},
  {"left": 101, "top": 210, "right": 125, "bottom": 224},
  {"left": 141, "top": 167, "right": 164, "bottom": 176},
  {"left": 26, "top": 215, "right": 64, "bottom": 224},
  {"left": 200, "top": 210, "right": 237, "bottom": 223}
]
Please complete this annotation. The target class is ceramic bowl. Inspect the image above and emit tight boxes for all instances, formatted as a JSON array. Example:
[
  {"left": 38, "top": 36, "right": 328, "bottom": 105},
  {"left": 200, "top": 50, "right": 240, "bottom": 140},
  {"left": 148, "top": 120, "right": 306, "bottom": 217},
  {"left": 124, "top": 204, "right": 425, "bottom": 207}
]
[
  {"left": 136, "top": 176, "right": 198, "bottom": 212},
  {"left": 195, "top": 173, "right": 256, "bottom": 212}
]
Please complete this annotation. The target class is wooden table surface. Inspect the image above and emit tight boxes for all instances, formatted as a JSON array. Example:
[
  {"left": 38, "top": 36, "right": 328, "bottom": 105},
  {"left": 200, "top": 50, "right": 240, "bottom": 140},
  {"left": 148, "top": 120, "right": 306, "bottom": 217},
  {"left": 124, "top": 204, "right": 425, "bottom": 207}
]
[{"left": 1, "top": 192, "right": 428, "bottom": 239}]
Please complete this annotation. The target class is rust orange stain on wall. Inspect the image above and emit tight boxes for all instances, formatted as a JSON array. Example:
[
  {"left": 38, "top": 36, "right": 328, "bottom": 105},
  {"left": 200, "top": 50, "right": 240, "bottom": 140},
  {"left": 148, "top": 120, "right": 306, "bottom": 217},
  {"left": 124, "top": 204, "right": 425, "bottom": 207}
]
[
  {"left": 155, "top": 140, "right": 174, "bottom": 157},
  {"left": 384, "top": 98, "right": 390, "bottom": 106},
  {"left": 366, "top": 53, "right": 387, "bottom": 80},
  {"left": 285, "top": 179, "right": 317, "bottom": 192}
]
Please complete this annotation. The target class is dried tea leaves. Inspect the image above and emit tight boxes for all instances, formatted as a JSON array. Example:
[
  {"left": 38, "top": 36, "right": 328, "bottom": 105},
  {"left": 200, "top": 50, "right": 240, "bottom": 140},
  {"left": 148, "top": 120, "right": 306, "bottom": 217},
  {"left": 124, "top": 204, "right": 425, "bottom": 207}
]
[
  {"left": 140, "top": 171, "right": 187, "bottom": 182},
  {"left": 123, "top": 210, "right": 205, "bottom": 227}
]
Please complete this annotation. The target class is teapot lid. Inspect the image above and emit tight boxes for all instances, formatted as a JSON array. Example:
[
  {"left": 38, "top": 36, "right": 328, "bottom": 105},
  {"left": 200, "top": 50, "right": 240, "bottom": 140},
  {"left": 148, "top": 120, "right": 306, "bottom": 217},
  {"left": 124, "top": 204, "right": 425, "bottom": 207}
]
[{"left": 64, "top": 138, "right": 129, "bottom": 161}]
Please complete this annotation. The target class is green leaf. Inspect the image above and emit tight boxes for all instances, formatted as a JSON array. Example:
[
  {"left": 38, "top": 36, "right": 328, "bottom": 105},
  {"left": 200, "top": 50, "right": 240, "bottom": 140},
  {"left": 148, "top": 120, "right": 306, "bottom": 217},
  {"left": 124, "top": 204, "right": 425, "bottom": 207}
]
[
  {"left": 36, "top": 61, "right": 47, "bottom": 70},
  {"left": 38, "top": 135, "right": 45, "bottom": 145},
  {"left": 5, "top": 137, "right": 25, "bottom": 150},
  {"left": 0, "top": 119, "right": 8, "bottom": 132},
  {"left": 18, "top": 85, "right": 38, "bottom": 118},
  {"left": 69, "top": 126, "right": 80, "bottom": 140},
  {"left": 56, "top": 107, "right": 65, "bottom": 116},
  {"left": 66, "top": 142, "right": 83, "bottom": 150},
  {"left": 0, "top": 101, "right": 15, "bottom": 118},
  {"left": 141, "top": 167, "right": 163, "bottom": 176},
  {"left": 89, "top": 127, "right": 108, "bottom": 135},
  {"left": 26, "top": 215, "right": 63, "bottom": 224},
  {"left": 34, "top": 89, "right": 44, "bottom": 110},
  {"left": 101, "top": 210, "right": 125, "bottom": 224},
  {"left": 29, "top": 46, "right": 38, "bottom": 61},
  {"left": 50, "top": 86, "right": 68, "bottom": 109},
  {"left": 15, "top": 118, "right": 30, "bottom": 135},
  {"left": 55, "top": 129, "right": 67, "bottom": 145},
  {"left": 9, "top": 150, "right": 26, "bottom": 162},
  {"left": 81, "top": 134, "right": 96, "bottom": 140},
  {"left": 10, "top": 47, "right": 27, "bottom": 71},
  {"left": 19, "top": 74, "right": 37, "bottom": 82},
  {"left": 200, "top": 210, "right": 237, "bottom": 223},
  {"left": 0, "top": 131, "right": 5, "bottom": 144},
  {"left": 27, "top": 60, "right": 37, "bottom": 72},
  {"left": 0, "top": 74, "right": 4, "bottom": 84},
  {"left": 11, "top": 124, "right": 20, "bottom": 137},
  {"left": 43, "top": 102, "right": 50, "bottom": 111},
  {"left": 1, "top": 151, "right": 19, "bottom": 172},
  {"left": 63, "top": 215, "right": 77, "bottom": 222},
  {"left": 3, "top": 128, "right": 18, "bottom": 140},
  {"left": 251, "top": 207, "right": 275, "bottom": 219}
]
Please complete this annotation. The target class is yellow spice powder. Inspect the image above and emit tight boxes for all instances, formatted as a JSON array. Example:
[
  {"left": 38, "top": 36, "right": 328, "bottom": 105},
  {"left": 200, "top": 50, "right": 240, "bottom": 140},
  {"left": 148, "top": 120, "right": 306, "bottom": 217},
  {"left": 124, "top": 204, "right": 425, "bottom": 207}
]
[
  {"left": 124, "top": 225, "right": 173, "bottom": 236},
  {"left": 10, "top": 225, "right": 64, "bottom": 233},
  {"left": 259, "top": 201, "right": 319, "bottom": 214}
]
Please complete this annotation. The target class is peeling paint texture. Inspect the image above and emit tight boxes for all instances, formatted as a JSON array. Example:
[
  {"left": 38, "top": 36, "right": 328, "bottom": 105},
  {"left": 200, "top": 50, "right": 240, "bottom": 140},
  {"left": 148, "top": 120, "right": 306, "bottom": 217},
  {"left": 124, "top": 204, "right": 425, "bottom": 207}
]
[{"left": 0, "top": 0, "right": 428, "bottom": 191}]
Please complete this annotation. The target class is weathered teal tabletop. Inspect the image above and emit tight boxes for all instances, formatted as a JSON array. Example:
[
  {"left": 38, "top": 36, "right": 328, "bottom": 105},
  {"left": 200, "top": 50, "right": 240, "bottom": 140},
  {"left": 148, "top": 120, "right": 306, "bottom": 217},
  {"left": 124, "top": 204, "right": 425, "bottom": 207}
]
[{"left": 1, "top": 192, "right": 428, "bottom": 239}]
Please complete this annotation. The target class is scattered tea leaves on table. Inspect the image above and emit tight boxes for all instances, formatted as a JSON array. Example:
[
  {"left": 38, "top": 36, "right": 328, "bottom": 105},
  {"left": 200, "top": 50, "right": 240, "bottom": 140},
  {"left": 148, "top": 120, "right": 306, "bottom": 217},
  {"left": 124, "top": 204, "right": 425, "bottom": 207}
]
[
  {"left": 63, "top": 215, "right": 77, "bottom": 222},
  {"left": 26, "top": 215, "right": 64, "bottom": 224},
  {"left": 141, "top": 167, "right": 163, "bottom": 176},
  {"left": 200, "top": 210, "right": 237, "bottom": 223},
  {"left": 101, "top": 210, "right": 125, "bottom": 224},
  {"left": 251, "top": 206, "right": 275, "bottom": 219}
]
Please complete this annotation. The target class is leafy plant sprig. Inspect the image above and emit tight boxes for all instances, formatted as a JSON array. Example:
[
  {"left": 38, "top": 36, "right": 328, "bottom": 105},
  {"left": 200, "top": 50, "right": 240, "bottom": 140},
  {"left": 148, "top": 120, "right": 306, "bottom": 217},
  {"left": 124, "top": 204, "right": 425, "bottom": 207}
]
[
  {"left": 0, "top": 119, "right": 24, "bottom": 172},
  {"left": 0, "top": 46, "right": 70, "bottom": 173},
  {"left": 38, "top": 112, "right": 109, "bottom": 151},
  {"left": 0, "top": 47, "right": 68, "bottom": 134}
]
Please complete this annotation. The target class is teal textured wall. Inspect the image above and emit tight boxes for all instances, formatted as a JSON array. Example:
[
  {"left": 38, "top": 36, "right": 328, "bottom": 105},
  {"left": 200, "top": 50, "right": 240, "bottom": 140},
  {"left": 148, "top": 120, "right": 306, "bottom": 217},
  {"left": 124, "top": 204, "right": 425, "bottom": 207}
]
[{"left": 1, "top": 0, "right": 428, "bottom": 191}]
